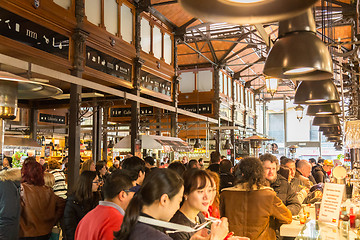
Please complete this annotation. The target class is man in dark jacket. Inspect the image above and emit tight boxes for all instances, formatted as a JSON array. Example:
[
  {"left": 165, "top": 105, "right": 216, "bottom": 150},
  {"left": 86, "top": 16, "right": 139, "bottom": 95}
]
[
  {"left": 260, "top": 153, "right": 301, "bottom": 216},
  {"left": 0, "top": 168, "right": 21, "bottom": 240},
  {"left": 219, "top": 159, "right": 234, "bottom": 191},
  {"left": 312, "top": 159, "right": 333, "bottom": 183},
  {"left": 207, "top": 151, "right": 221, "bottom": 173}
]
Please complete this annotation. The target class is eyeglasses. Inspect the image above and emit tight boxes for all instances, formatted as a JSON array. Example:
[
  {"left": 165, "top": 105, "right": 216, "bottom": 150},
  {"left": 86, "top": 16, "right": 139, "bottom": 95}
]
[{"left": 124, "top": 185, "right": 141, "bottom": 193}]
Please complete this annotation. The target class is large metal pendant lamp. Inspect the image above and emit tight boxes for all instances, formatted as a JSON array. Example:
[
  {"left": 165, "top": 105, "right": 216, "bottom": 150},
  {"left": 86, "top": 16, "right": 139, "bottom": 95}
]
[
  {"left": 0, "top": 71, "right": 62, "bottom": 159},
  {"left": 263, "top": 9, "right": 333, "bottom": 80},
  {"left": 327, "top": 136, "right": 341, "bottom": 142},
  {"left": 179, "top": 0, "right": 318, "bottom": 25},
  {"left": 294, "top": 79, "right": 340, "bottom": 104},
  {"left": 319, "top": 125, "right": 341, "bottom": 132},
  {"left": 307, "top": 103, "right": 341, "bottom": 116},
  {"left": 313, "top": 115, "right": 340, "bottom": 126}
]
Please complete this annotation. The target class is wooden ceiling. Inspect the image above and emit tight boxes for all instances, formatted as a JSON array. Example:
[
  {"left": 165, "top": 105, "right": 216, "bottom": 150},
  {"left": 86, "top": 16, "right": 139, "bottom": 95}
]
[{"left": 150, "top": 0, "right": 357, "bottom": 100}]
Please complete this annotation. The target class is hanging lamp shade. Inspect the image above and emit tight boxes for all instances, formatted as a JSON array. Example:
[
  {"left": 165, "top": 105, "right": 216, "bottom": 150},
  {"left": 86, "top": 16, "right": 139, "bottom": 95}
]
[
  {"left": 313, "top": 115, "right": 340, "bottom": 126},
  {"left": 327, "top": 136, "right": 341, "bottom": 142},
  {"left": 319, "top": 125, "right": 341, "bottom": 132},
  {"left": 263, "top": 9, "right": 333, "bottom": 80},
  {"left": 179, "top": 0, "right": 318, "bottom": 25},
  {"left": 194, "top": 139, "right": 202, "bottom": 149},
  {"left": 294, "top": 80, "right": 340, "bottom": 104},
  {"left": 265, "top": 77, "right": 278, "bottom": 97},
  {"left": 307, "top": 103, "right": 341, "bottom": 116},
  {"left": 294, "top": 105, "right": 304, "bottom": 121},
  {"left": 0, "top": 71, "right": 62, "bottom": 119}
]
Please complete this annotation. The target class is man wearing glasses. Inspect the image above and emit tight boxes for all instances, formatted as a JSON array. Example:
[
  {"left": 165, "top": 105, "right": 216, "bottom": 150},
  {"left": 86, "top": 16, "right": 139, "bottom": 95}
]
[{"left": 75, "top": 170, "right": 137, "bottom": 240}]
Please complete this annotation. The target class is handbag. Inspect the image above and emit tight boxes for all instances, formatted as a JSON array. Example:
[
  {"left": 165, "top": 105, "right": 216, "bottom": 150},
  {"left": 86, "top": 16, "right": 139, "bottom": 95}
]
[{"left": 49, "top": 226, "right": 60, "bottom": 240}]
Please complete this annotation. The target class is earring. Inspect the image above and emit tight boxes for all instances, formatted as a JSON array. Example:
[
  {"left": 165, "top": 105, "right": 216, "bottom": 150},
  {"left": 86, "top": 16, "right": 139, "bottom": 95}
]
[{"left": 184, "top": 196, "right": 188, "bottom": 201}]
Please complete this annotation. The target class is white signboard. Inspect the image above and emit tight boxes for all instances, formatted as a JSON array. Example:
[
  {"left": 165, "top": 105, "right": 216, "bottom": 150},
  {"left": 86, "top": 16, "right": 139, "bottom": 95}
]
[{"left": 319, "top": 183, "right": 345, "bottom": 225}]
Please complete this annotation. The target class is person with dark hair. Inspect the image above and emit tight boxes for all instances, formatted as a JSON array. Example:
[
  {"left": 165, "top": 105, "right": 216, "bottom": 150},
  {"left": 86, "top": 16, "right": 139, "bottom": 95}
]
[
  {"left": 309, "top": 158, "right": 316, "bottom": 167},
  {"left": 219, "top": 160, "right": 234, "bottom": 191},
  {"left": 1, "top": 156, "right": 12, "bottom": 170},
  {"left": 0, "top": 168, "right": 21, "bottom": 239},
  {"left": 312, "top": 159, "right": 333, "bottom": 184},
  {"left": 187, "top": 159, "right": 200, "bottom": 169},
  {"left": 144, "top": 156, "right": 156, "bottom": 169},
  {"left": 220, "top": 157, "right": 292, "bottom": 239},
  {"left": 198, "top": 158, "right": 204, "bottom": 169},
  {"left": 208, "top": 151, "right": 221, "bottom": 173},
  {"left": 114, "top": 168, "right": 229, "bottom": 240},
  {"left": 169, "top": 169, "right": 213, "bottom": 240},
  {"left": 259, "top": 153, "right": 301, "bottom": 216},
  {"left": 278, "top": 166, "right": 290, "bottom": 182},
  {"left": 64, "top": 171, "right": 101, "bottom": 240},
  {"left": 122, "top": 156, "right": 146, "bottom": 186},
  {"left": 168, "top": 161, "right": 186, "bottom": 177},
  {"left": 279, "top": 156, "right": 287, "bottom": 162},
  {"left": 75, "top": 170, "right": 136, "bottom": 240},
  {"left": 19, "top": 158, "right": 66, "bottom": 239},
  {"left": 96, "top": 161, "right": 108, "bottom": 183}
]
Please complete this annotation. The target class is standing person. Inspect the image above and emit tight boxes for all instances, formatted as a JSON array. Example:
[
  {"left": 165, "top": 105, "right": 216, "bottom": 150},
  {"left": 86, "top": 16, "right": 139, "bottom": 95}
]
[
  {"left": 19, "top": 158, "right": 66, "bottom": 240},
  {"left": 169, "top": 169, "right": 213, "bottom": 240},
  {"left": 208, "top": 151, "right": 221, "bottom": 173},
  {"left": 219, "top": 160, "right": 234, "bottom": 191},
  {"left": 96, "top": 161, "right": 108, "bottom": 184},
  {"left": 0, "top": 168, "right": 21, "bottom": 240},
  {"left": 181, "top": 156, "right": 189, "bottom": 166},
  {"left": 187, "top": 159, "right": 200, "bottom": 169},
  {"left": 64, "top": 171, "right": 101, "bottom": 240},
  {"left": 198, "top": 158, "right": 204, "bottom": 169},
  {"left": 220, "top": 157, "right": 292, "bottom": 239},
  {"left": 1, "top": 156, "right": 12, "bottom": 170},
  {"left": 75, "top": 171, "right": 136, "bottom": 240},
  {"left": 48, "top": 159, "right": 68, "bottom": 199},
  {"left": 114, "top": 168, "right": 230, "bottom": 240},
  {"left": 121, "top": 156, "right": 146, "bottom": 186},
  {"left": 80, "top": 159, "right": 96, "bottom": 174},
  {"left": 312, "top": 159, "right": 334, "bottom": 183},
  {"left": 260, "top": 154, "right": 301, "bottom": 216},
  {"left": 206, "top": 170, "right": 221, "bottom": 219},
  {"left": 168, "top": 161, "right": 186, "bottom": 177}
]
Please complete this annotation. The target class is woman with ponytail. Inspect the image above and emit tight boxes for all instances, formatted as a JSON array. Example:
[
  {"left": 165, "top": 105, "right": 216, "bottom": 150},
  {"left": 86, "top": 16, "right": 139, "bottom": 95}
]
[{"left": 114, "top": 168, "right": 230, "bottom": 240}]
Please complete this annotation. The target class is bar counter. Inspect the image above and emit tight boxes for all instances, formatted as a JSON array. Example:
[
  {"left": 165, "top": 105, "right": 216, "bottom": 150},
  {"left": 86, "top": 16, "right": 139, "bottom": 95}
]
[{"left": 280, "top": 205, "right": 358, "bottom": 239}]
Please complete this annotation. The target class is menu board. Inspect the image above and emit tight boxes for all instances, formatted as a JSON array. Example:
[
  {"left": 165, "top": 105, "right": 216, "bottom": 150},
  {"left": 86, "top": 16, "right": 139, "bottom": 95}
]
[{"left": 319, "top": 183, "right": 345, "bottom": 225}]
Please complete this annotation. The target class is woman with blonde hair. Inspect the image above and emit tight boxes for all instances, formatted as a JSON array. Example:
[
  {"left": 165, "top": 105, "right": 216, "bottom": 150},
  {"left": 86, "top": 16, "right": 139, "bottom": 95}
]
[{"left": 80, "top": 159, "right": 96, "bottom": 174}]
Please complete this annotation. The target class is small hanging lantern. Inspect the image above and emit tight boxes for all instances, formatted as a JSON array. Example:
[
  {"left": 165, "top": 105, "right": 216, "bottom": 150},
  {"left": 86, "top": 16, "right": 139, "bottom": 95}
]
[
  {"left": 294, "top": 104, "right": 304, "bottom": 121},
  {"left": 265, "top": 77, "right": 278, "bottom": 97}
]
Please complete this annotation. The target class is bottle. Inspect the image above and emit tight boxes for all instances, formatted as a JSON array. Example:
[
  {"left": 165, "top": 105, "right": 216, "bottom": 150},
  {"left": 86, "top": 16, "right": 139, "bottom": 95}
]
[{"left": 350, "top": 207, "right": 356, "bottom": 228}]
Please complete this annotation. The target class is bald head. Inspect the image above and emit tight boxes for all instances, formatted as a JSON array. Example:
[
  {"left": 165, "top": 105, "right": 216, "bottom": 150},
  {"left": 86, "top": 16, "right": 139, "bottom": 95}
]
[{"left": 297, "top": 160, "right": 312, "bottom": 177}]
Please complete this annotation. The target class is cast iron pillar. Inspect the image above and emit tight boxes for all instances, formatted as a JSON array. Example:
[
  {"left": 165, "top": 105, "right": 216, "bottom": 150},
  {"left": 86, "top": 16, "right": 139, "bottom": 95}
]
[
  {"left": 171, "top": 37, "right": 180, "bottom": 138},
  {"left": 102, "top": 106, "right": 109, "bottom": 161},
  {"left": 92, "top": 105, "right": 102, "bottom": 162},
  {"left": 29, "top": 107, "right": 38, "bottom": 141},
  {"left": 68, "top": 0, "right": 88, "bottom": 190},
  {"left": 213, "top": 66, "right": 221, "bottom": 152}
]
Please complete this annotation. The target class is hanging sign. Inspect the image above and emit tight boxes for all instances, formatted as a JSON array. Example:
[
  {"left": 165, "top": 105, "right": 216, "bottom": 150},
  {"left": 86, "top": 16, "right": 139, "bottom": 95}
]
[
  {"left": 110, "top": 107, "right": 154, "bottom": 118},
  {"left": 140, "top": 71, "right": 172, "bottom": 97},
  {"left": 39, "top": 113, "right": 66, "bottom": 124},
  {"left": 178, "top": 104, "right": 212, "bottom": 114},
  {"left": 318, "top": 183, "right": 345, "bottom": 225},
  {"left": 86, "top": 46, "right": 132, "bottom": 82},
  {"left": 0, "top": 7, "right": 69, "bottom": 59}
]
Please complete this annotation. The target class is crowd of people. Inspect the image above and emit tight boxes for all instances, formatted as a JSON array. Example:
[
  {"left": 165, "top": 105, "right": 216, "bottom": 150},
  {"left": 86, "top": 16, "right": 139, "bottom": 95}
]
[{"left": 0, "top": 152, "right": 334, "bottom": 240}]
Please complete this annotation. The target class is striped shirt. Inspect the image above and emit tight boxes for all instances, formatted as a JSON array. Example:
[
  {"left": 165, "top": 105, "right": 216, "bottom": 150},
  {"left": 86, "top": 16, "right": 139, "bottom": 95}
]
[{"left": 50, "top": 169, "right": 67, "bottom": 199}]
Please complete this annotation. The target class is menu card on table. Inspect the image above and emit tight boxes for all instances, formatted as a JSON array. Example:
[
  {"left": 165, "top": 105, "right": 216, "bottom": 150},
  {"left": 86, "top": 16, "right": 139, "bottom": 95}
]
[{"left": 318, "top": 183, "right": 345, "bottom": 225}]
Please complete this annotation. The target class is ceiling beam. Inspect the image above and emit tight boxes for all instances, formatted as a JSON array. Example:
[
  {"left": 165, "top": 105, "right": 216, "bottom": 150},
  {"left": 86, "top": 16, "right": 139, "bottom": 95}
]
[
  {"left": 233, "top": 56, "right": 266, "bottom": 77},
  {"left": 254, "top": 24, "right": 273, "bottom": 48}
]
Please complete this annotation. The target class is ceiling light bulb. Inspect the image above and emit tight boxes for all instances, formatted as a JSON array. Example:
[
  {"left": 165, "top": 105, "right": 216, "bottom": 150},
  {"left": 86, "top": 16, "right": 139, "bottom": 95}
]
[
  {"left": 305, "top": 99, "right": 328, "bottom": 103},
  {"left": 221, "top": 0, "right": 265, "bottom": 3},
  {"left": 284, "top": 67, "right": 316, "bottom": 75}
]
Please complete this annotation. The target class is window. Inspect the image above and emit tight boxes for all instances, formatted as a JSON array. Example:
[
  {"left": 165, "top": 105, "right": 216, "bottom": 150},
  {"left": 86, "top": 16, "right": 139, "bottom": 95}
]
[
  {"left": 197, "top": 70, "right": 213, "bottom": 92},
  {"left": 164, "top": 33, "right": 172, "bottom": 64},
  {"left": 224, "top": 75, "right": 228, "bottom": 96},
  {"left": 120, "top": 4, "right": 133, "bottom": 43},
  {"left": 104, "top": 0, "right": 118, "bottom": 35},
  {"left": 85, "top": 0, "right": 101, "bottom": 26},
  {"left": 179, "top": 72, "right": 195, "bottom": 93},
  {"left": 141, "top": 18, "right": 151, "bottom": 53},
  {"left": 153, "top": 26, "right": 162, "bottom": 59},
  {"left": 219, "top": 72, "right": 223, "bottom": 93}
]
